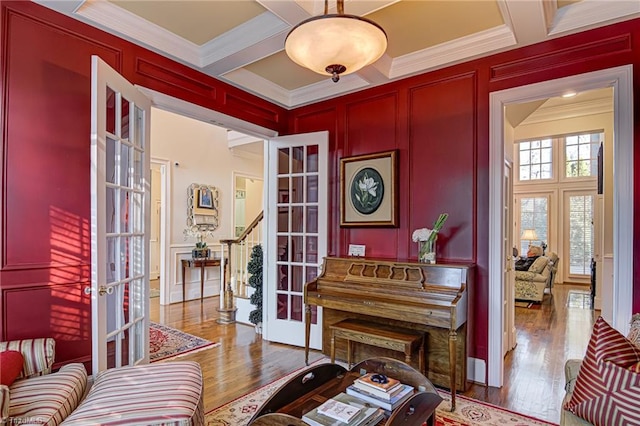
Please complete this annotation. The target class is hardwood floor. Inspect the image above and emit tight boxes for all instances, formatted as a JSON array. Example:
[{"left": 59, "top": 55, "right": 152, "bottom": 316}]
[{"left": 149, "top": 283, "right": 596, "bottom": 424}]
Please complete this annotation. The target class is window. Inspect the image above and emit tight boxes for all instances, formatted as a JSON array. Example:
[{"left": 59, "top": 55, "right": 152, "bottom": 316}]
[
  {"left": 567, "top": 194, "right": 594, "bottom": 276},
  {"left": 518, "top": 196, "right": 548, "bottom": 255},
  {"left": 564, "top": 132, "right": 603, "bottom": 178},
  {"left": 518, "top": 139, "right": 552, "bottom": 181}
]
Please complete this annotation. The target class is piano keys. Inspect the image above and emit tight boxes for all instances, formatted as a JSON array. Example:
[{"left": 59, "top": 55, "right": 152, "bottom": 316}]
[{"left": 304, "top": 256, "right": 473, "bottom": 411}]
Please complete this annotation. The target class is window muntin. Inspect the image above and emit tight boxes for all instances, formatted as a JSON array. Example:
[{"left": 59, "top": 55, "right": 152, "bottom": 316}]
[
  {"left": 565, "top": 132, "right": 602, "bottom": 178},
  {"left": 518, "top": 139, "right": 552, "bottom": 181}
]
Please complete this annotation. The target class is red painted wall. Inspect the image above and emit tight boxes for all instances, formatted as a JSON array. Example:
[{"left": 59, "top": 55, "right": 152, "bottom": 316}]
[
  {"left": 0, "top": 1, "right": 287, "bottom": 364},
  {"left": 2, "top": 1, "right": 640, "bottom": 373},
  {"left": 288, "top": 21, "right": 640, "bottom": 369}
]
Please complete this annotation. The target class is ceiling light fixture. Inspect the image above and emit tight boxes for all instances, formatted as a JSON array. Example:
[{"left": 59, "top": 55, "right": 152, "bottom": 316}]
[{"left": 284, "top": 0, "right": 388, "bottom": 83}]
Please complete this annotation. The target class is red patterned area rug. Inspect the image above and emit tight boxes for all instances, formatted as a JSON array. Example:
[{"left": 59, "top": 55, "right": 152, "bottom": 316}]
[
  {"left": 150, "top": 322, "right": 219, "bottom": 362},
  {"left": 204, "top": 359, "right": 557, "bottom": 425}
]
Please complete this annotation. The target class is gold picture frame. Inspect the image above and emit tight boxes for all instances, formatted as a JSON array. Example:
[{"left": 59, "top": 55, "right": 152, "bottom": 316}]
[{"left": 340, "top": 150, "right": 398, "bottom": 227}]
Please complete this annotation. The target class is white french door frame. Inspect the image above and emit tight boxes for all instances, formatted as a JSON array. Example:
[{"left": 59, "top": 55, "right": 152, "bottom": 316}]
[{"left": 488, "top": 65, "right": 633, "bottom": 387}]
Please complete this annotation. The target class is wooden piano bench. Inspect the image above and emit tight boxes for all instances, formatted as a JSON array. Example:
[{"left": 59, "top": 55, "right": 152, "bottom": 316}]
[{"left": 329, "top": 319, "right": 425, "bottom": 374}]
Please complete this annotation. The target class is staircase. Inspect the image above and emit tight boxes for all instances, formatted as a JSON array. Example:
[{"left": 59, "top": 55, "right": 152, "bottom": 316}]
[{"left": 219, "top": 211, "right": 263, "bottom": 325}]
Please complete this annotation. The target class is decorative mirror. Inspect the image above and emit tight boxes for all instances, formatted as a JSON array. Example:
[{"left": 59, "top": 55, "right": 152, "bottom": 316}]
[{"left": 186, "top": 183, "right": 219, "bottom": 233}]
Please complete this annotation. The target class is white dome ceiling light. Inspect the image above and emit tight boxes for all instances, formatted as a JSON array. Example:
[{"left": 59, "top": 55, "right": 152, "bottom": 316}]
[{"left": 285, "top": 0, "right": 388, "bottom": 83}]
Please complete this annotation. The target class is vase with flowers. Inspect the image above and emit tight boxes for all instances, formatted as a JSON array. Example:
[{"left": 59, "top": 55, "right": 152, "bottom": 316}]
[
  {"left": 184, "top": 229, "right": 211, "bottom": 260},
  {"left": 412, "top": 213, "right": 448, "bottom": 264}
]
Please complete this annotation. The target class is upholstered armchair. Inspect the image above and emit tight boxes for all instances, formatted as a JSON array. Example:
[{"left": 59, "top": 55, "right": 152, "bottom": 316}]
[
  {"left": 1, "top": 338, "right": 205, "bottom": 426},
  {"left": 514, "top": 255, "right": 551, "bottom": 302},
  {"left": 0, "top": 338, "right": 88, "bottom": 426}
]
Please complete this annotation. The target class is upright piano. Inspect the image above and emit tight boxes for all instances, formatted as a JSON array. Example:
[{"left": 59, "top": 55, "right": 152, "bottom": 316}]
[{"left": 304, "top": 256, "right": 473, "bottom": 410}]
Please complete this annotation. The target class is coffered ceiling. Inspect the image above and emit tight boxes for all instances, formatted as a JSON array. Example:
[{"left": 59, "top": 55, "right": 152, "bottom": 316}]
[{"left": 36, "top": 0, "right": 640, "bottom": 109}]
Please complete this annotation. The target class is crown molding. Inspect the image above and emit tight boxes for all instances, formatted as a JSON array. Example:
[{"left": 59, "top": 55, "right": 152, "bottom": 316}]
[
  {"left": 72, "top": 0, "right": 201, "bottom": 66},
  {"left": 549, "top": 0, "right": 640, "bottom": 36},
  {"left": 288, "top": 74, "right": 370, "bottom": 107},
  {"left": 390, "top": 25, "right": 516, "bottom": 79},
  {"left": 221, "top": 68, "right": 293, "bottom": 108}
]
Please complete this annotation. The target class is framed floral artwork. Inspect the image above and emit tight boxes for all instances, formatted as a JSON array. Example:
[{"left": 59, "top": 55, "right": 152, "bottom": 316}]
[{"left": 340, "top": 150, "right": 398, "bottom": 227}]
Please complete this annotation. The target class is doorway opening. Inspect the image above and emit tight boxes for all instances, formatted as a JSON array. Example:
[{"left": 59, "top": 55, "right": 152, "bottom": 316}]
[{"left": 488, "top": 65, "right": 634, "bottom": 387}]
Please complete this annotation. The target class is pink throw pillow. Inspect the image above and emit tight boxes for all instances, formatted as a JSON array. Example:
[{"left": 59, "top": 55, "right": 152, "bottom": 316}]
[
  {"left": 565, "top": 316, "right": 640, "bottom": 425},
  {"left": 0, "top": 350, "right": 24, "bottom": 386}
]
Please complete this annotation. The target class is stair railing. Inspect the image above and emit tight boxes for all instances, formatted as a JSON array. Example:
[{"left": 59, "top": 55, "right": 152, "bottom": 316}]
[{"left": 220, "top": 211, "right": 264, "bottom": 301}]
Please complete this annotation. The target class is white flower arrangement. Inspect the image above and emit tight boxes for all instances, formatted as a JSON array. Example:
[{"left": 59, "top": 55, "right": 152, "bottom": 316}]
[
  {"left": 412, "top": 228, "right": 433, "bottom": 242},
  {"left": 413, "top": 213, "right": 449, "bottom": 264}
]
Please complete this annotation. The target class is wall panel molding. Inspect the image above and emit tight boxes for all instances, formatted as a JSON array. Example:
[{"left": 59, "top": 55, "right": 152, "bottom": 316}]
[
  {"left": 490, "top": 35, "right": 631, "bottom": 82},
  {"left": 408, "top": 71, "right": 478, "bottom": 264},
  {"left": 136, "top": 58, "right": 216, "bottom": 101}
]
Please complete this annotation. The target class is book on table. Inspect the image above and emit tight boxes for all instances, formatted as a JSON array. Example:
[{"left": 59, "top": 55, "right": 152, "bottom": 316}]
[
  {"left": 302, "top": 392, "right": 385, "bottom": 426},
  {"left": 352, "top": 374, "right": 403, "bottom": 400},
  {"left": 346, "top": 383, "right": 414, "bottom": 411}
]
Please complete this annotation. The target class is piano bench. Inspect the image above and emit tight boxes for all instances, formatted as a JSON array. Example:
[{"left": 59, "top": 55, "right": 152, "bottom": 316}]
[{"left": 329, "top": 319, "right": 425, "bottom": 374}]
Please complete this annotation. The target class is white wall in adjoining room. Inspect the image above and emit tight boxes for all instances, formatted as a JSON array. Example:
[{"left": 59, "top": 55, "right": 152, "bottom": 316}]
[{"left": 149, "top": 107, "right": 264, "bottom": 303}]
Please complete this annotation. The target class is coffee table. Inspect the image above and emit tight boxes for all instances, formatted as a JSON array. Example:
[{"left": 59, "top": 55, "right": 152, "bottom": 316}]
[{"left": 249, "top": 357, "right": 442, "bottom": 426}]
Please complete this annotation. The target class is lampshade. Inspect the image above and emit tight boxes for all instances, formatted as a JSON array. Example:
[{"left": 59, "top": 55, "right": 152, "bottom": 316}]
[
  {"left": 285, "top": 0, "right": 387, "bottom": 83},
  {"left": 521, "top": 229, "right": 538, "bottom": 241}
]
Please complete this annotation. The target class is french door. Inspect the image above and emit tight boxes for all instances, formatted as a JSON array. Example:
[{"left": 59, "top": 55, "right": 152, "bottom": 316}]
[
  {"left": 563, "top": 191, "right": 595, "bottom": 283},
  {"left": 503, "top": 162, "right": 515, "bottom": 355},
  {"left": 90, "top": 56, "right": 151, "bottom": 375},
  {"left": 264, "top": 132, "right": 328, "bottom": 348}
]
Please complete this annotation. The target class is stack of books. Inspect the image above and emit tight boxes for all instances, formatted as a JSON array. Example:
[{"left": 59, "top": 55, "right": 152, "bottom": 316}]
[
  {"left": 346, "top": 373, "right": 414, "bottom": 412},
  {"left": 302, "top": 392, "right": 385, "bottom": 426}
]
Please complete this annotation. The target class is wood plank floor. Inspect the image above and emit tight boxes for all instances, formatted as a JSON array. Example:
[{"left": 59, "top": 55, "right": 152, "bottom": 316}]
[{"left": 149, "top": 283, "right": 596, "bottom": 424}]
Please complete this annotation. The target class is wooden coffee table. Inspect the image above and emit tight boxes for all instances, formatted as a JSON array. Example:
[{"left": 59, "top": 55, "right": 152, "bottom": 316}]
[{"left": 248, "top": 357, "right": 442, "bottom": 426}]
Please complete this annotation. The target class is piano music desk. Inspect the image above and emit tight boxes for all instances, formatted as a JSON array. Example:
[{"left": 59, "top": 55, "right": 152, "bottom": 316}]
[{"left": 330, "top": 319, "right": 425, "bottom": 374}]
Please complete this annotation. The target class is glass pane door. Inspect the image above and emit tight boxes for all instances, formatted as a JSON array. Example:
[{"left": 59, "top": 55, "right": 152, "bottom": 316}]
[
  {"left": 265, "top": 132, "right": 327, "bottom": 348},
  {"left": 91, "top": 56, "right": 151, "bottom": 375},
  {"left": 565, "top": 192, "right": 594, "bottom": 277}
]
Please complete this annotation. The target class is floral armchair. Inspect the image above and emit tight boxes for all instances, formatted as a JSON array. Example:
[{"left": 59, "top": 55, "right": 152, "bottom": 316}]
[{"left": 514, "top": 253, "right": 556, "bottom": 302}]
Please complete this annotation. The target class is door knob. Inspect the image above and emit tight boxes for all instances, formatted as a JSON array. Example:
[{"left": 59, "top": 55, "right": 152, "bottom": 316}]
[
  {"left": 98, "top": 285, "right": 114, "bottom": 296},
  {"left": 84, "top": 286, "right": 114, "bottom": 296}
]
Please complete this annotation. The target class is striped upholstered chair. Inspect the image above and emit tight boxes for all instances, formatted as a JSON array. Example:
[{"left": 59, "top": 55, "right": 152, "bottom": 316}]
[
  {"left": 1, "top": 339, "right": 204, "bottom": 426},
  {"left": 61, "top": 361, "right": 204, "bottom": 426},
  {"left": 0, "top": 338, "right": 88, "bottom": 425}
]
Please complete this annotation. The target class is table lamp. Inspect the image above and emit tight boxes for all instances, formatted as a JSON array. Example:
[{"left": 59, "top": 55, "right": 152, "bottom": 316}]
[{"left": 521, "top": 229, "right": 538, "bottom": 247}]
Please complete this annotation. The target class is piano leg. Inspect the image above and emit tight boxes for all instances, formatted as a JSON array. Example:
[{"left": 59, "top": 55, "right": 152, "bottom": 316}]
[
  {"left": 449, "top": 329, "right": 457, "bottom": 412},
  {"left": 304, "top": 305, "right": 311, "bottom": 366}
]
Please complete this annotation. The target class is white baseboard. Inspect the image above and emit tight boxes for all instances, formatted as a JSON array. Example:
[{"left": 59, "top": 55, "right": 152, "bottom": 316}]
[{"left": 467, "top": 357, "right": 486, "bottom": 385}]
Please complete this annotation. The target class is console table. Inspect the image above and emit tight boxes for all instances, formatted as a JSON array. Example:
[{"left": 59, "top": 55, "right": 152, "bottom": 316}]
[{"left": 181, "top": 258, "right": 225, "bottom": 302}]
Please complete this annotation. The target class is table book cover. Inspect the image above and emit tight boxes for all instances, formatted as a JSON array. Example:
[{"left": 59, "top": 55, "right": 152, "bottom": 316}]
[
  {"left": 346, "top": 384, "right": 414, "bottom": 411},
  {"left": 302, "top": 392, "right": 384, "bottom": 426}
]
